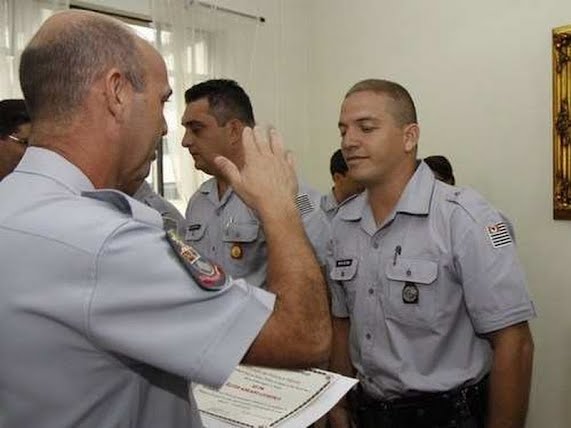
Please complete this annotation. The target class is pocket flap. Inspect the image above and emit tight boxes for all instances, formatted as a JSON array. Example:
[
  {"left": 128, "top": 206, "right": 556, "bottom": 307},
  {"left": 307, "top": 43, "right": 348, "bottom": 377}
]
[
  {"left": 385, "top": 258, "right": 437, "bottom": 285},
  {"left": 330, "top": 258, "right": 358, "bottom": 281},
  {"left": 185, "top": 223, "right": 207, "bottom": 241},
  {"left": 223, "top": 222, "right": 259, "bottom": 242}
]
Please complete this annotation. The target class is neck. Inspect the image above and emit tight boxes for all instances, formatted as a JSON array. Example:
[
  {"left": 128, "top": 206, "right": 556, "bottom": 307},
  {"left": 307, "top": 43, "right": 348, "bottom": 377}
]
[
  {"left": 31, "top": 122, "right": 119, "bottom": 189},
  {"left": 332, "top": 186, "right": 345, "bottom": 204},
  {"left": 367, "top": 161, "right": 416, "bottom": 225}
]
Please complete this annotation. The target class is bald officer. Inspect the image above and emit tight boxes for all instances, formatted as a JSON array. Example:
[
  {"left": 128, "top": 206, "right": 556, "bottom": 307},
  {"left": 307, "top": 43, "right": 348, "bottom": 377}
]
[
  {"left": 182, "top": 79, "right": 330, "bottom": 288},
  {"left": 0, "top": 11, "right": 330, "bottom": 428},
  {"left": 328, "top": 79, "right": 535, "bottom": 428}
]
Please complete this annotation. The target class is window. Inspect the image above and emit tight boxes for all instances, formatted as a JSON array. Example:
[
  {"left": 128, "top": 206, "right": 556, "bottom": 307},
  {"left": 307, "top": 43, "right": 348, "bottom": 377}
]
[{"left": 70, "top": 3, "right": 213, "bottom": 212}]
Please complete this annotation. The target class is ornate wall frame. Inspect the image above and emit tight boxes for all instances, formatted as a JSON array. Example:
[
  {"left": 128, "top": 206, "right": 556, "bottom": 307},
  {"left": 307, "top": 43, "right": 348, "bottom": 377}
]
[{"left": 553, "top": 25, "right": 571, "bottom": 219}]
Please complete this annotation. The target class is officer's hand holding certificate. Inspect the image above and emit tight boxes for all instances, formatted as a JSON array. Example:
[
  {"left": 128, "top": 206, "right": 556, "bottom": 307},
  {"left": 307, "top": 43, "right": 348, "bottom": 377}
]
[{"left": 194, "top": 365, "right": 358, "bottom": 428}]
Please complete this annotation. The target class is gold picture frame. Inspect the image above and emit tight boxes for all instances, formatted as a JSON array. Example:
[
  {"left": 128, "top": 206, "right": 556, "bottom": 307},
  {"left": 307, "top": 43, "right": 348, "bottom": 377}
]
[{"left": 553, "top": 25, "right": 571, "bottom": 219}]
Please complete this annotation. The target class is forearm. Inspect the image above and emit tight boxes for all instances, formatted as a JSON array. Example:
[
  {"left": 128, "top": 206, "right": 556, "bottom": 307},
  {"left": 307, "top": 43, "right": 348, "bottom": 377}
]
[
  {"left": 486, "top": 323, "right": 534, "bottom": 428},
  {"left": 245, "top": 201, "right": 332, "bottom": 367}
]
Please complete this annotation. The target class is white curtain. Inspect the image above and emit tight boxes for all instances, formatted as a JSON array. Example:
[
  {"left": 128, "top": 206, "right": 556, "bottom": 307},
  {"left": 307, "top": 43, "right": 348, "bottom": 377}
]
[
  {"left": 150, "top": 0, "right": 263, "bottom": 211},
  {"left": 0, "top": 0, "right": 69, "bottom": 99}
]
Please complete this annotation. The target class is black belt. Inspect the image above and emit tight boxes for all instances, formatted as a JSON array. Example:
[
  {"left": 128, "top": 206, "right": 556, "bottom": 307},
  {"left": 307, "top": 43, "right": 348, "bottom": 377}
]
[{"left": 352, "top": 376, "right": 489, "bottom": 428}]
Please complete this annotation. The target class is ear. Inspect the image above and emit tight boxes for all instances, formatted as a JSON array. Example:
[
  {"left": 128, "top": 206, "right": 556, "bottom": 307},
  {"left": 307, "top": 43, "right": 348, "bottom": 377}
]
[
  {"left": 104, "top": 68, "right": 131, "bottom": 121},
  {"left": 403, "top": 123, "right": 419, "bottom": 153},
  {"left": 332, "top": 172, "right": 344, "bottom": 184},
  {"left": 227, "top": 118, "right": 245, "bottom": 145}
]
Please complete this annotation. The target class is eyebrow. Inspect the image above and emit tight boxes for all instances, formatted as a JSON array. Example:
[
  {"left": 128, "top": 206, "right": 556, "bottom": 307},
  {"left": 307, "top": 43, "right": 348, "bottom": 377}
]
[
  {"left": 338, "top": 116, "right": 379, "bottom": 128},
  {"left": 181, "top": 118, "right": 204, "bottom": 127}
]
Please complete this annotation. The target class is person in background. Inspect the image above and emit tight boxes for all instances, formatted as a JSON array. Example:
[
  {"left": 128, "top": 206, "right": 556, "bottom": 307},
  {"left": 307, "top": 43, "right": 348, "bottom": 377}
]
[
  {"left": 424, "top": 154, "right": 455, "bottom": 185},
  {"left": 181, "top": 79, "right": 330, "bottom": 288},
  {"left": 0, "top": 11, "right": 331, "bottom": 428},
  {"left": 0, "top": 99, "right": 31, "bottom": 180},
  {"left": 328, "top": 79, "right": 535, "bottom": 428},
  {"left": 320, "top": 148, "right": 364, "bottom": 221}
]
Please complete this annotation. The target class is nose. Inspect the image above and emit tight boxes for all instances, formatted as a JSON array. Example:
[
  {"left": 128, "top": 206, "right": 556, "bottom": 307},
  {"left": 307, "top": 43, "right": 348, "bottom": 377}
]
[
  {"left": 341, "top": 128, "right": 359, "bottom": 152},
  {"left": 181, "top": 130, "right": 193, "bottom": 148}
]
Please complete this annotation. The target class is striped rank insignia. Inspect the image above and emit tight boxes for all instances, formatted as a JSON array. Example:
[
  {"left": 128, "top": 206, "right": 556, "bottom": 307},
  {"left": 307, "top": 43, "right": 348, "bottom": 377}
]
[
  {"left": 295, "top": 193, "right": 314, "bottom": 216},
  {"left": 486, "top": 222, "right": 513, "bottom": 248}
]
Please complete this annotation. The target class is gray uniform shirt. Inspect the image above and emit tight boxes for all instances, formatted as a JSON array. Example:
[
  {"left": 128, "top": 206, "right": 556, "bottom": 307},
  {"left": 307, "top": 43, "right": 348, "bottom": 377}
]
[
  {"left": 133, "top": 180, "right": 185, "bottom": 226},
  {"left": 328, "top": 161, "right": 535, "bottom": 400},
  {"left": 0, "top": 148, "right": 275, "bottom": 428},
  {"left": 184, "top": 178, "right": 330, "bottom": 288},
  {"left": 320, "top": 190, "right": 338, "bottom": 222}
]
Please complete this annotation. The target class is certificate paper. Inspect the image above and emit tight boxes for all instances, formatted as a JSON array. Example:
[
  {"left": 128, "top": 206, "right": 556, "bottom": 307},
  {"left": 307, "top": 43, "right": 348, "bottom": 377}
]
[{"left": 194, "top": 365, "right": 333, "bottom": 427}]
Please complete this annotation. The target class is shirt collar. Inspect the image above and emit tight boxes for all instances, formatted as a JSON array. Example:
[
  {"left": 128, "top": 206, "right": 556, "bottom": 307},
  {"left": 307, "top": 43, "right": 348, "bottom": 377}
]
[
  {"left": 15, "top": 147, "right": 95, "bottom": 194},
  {"left": 322, "top": 190, "right": 338, "bottom": 212},
  {"left": 393, "top": 161, "right": 435, "bottom": 216},
  {"left": 337, "top": 161, "right": 435, "bottom": 222},
  {"left": 199, "top": 177, "right": 234, "bottom": 207}
]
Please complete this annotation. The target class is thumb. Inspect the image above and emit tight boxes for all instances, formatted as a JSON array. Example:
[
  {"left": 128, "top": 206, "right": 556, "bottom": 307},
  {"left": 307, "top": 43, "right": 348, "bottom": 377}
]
[{"left": 214, "top": 155, "right": 241, "bottom": 187}]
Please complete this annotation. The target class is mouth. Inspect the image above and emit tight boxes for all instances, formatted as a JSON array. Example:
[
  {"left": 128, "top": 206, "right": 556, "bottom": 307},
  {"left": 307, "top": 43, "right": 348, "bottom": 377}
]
[{"left": 345, "top": 155, "right": 368, "bottom": 163}]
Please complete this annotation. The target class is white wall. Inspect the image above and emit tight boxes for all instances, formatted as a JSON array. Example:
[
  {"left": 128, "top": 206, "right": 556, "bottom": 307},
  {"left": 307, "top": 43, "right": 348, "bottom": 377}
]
[{"left": 308, "top": 1, "right": 571, "bottom": 427}]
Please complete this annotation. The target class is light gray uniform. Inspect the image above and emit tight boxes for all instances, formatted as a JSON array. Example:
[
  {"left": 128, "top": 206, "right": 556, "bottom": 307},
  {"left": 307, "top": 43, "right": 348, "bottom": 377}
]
[
  {"left": 328, "top": 161, "right": 535, "bottom": 400},
  {"left": 320, "top": 190, "right": 338, "bottom": 222},
  {"left": 185, "top": 177, "right": 330, "bottom": 288},
  {"left": 133, "top": 180, "right": 185, "bottom": 226},
  {"left": 0, "top": 148, "right": 275, "bottom": 428}
]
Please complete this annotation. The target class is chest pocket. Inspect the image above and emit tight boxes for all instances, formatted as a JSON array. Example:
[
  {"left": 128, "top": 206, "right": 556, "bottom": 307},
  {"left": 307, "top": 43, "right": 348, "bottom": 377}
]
[
  {"left": 384, "top": 258, "right": 438, "bottom": 327},
  {"left": 330, "top": 258, "right": 359, "bottom": 313},
  {"left": 185, "top": 223, "right": 207, "bottom": 241},
  {"left": 222, "top": 222, "right": 264, "bottom": 279}
]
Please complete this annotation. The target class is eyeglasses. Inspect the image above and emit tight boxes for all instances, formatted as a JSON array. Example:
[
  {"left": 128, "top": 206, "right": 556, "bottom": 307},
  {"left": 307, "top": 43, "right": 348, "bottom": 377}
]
[{"left": 7, "top": 134, "right": 28, "bottom": 145}]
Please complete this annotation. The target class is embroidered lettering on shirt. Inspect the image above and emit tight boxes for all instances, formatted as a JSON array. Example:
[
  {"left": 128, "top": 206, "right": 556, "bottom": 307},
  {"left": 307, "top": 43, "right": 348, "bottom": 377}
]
[
  {"left": 486, "top": 222, "right": 513, "bottom": 249},
  {"left": 336, "top": 259, "right": 353, "bottom": 267}
]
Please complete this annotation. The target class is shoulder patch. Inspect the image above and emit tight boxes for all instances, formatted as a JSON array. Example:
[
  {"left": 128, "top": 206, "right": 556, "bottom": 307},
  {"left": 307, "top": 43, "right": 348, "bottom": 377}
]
[
  {"left": 165, "top": 228, "right": 227, "bottom": 292},
  {"left": 486, "top": 221, "right": 513, "bottom": 248},
  {"left": 295, "top": 193, "right": 315, "bottom": 216}
]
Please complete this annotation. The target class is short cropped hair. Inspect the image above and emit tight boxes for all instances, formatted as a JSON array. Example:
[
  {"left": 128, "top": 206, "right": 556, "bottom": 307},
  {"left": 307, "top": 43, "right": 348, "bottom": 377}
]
[
  {"left": 0, "top": 99, "right": 30, "bottom": 138},
  {"left": 19, "top": 13, "right": 146, "bottom": 122},
  {"left": 345, "top": 79, "right": 417, "bottom": 126},
  {"left": 424, "top": 155, "right": 455, "bottom": 185},
  {"left": 329, "top": 149, "right": 348, "bottom": 176},
  {"left": 184, "top": 79, "right": 255, "bottom": 127}
]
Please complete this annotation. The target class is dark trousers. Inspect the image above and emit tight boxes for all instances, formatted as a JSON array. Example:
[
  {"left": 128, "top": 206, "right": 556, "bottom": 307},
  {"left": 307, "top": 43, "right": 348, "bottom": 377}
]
[{"left": 351, "top": 376, "right": 488, "bottom": 428}]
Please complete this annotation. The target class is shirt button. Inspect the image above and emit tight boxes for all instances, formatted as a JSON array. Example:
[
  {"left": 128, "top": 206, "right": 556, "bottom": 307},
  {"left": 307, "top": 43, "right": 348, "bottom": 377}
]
[
  {"left": 368, "top": 288, "right": 374, "bottom": 295},
  {"left": 212, "top": 246, "right": 216, "bottom": 252},
  {"left": 372, "top": 242, "right": 379, "bottom": 249},
  {"left": 365, "top": 333, "right": 371, "bottom": 340},
  {"left": 367, "top": 377, "right": 373, "bottom": 383}
]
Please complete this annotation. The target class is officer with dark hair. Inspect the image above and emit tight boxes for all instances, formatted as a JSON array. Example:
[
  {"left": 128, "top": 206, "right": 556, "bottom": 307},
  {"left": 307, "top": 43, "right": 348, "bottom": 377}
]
[
  {"left": 321, "top": 149, "right": 363, "bottom": 221},
  {"left": 424, "top": 155, "right": 455, "bottom": 185},
  {"left": 0, "top": 99, "right": 31, "bottom": 180}
]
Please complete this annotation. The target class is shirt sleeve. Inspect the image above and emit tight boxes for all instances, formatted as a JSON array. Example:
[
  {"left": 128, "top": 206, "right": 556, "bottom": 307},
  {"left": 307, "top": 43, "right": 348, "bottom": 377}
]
[
  {"left": 87, "top": 219, "right": 275, "bottom": 388},
  {"left": 298, "top": 187, "right": 332, "bottom": 266},
  {"left": 451, "top": 195, "right": 535, "bottom": 334},
  {"left": 326, "top": 237, "right": 350, "bottom": 318}
]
